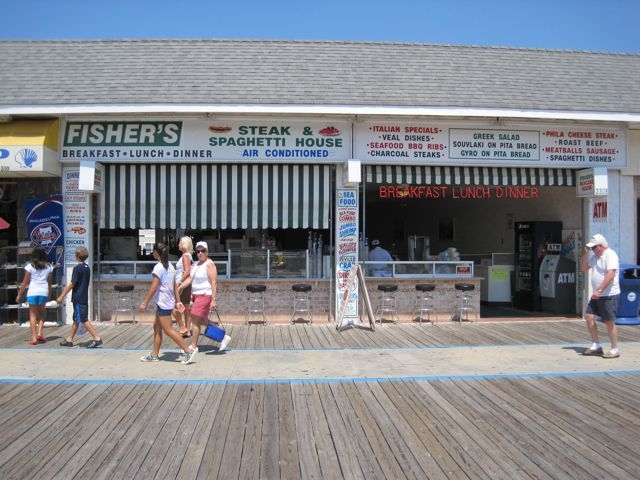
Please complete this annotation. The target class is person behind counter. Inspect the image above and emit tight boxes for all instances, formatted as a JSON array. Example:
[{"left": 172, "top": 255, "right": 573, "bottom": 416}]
[{"left": 368, "top": 239, "right": 393, "bottom": 277}]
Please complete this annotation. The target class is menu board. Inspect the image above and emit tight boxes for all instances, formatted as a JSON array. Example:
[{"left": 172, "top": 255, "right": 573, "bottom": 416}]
[
  {"left": 335, "top": 189, "right": 359, "bottom": 323},
  {"left": 354, "top": 121, "right": 626, "bottom": 168},
  {"left": 62, "top": 168, "right": 92, "bottom": 264}
]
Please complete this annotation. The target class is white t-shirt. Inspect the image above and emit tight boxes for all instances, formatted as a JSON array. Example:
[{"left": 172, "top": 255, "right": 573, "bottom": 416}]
[
  {"left": 588, "top": 247, "right": 620, "bottom": 296},
  {"left": 25, "top": 263, "right": 53, "bottom": 297},
  {"left": 152, "top": 262, "right": 176, "bottom": 309}
]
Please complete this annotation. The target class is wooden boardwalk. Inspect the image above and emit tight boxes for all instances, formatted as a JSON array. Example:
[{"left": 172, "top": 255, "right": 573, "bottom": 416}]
[{"left": 1, "top": 320, "right": 640, "bottom": 479}]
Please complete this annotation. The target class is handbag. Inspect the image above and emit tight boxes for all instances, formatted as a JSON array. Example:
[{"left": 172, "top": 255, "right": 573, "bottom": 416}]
[{"left": 204, "top": 308, "right": 226, "bottom": 342}]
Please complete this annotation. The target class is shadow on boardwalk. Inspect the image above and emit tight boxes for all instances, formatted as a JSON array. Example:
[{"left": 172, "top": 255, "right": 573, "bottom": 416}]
[{"left": 1, "top": 320, "right": 640, "bottom": 479}]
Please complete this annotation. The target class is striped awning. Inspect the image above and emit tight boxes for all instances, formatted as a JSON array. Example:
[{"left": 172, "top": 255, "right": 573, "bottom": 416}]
[
  {"left": 366, "top": 165, "right": 576, "bottom": 186},
  {"left": 101, "top": 163, "right": 330, "bottom": 229}
]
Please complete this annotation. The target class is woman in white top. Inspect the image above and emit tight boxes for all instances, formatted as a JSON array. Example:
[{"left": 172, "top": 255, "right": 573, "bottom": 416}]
[
  {"left": 174, "top": 236, "right": 193, "bottom": 337},
  {"left": 16, "top": 247, "right": 53, "bottom": 345},
  {"left": 179, "top": 240, "right": 230, "bottom": 352},
  {"left": 138, "top": 242, "right": 197, "bottom": 364}
]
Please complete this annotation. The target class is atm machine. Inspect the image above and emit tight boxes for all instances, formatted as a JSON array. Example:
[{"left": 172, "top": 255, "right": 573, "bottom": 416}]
[{"left": 539, "top": 243, "right": 576, "bottom": 314}]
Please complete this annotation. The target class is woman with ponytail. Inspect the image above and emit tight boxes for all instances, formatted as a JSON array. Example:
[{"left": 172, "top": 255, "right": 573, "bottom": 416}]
[{"left": 138, "top": 242, "right": 197, "bottom": 364}]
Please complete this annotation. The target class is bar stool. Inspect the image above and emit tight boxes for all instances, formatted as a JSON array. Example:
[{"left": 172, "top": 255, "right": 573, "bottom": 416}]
[
  {"left": 454, "top": 283, "right": 477, "bottom": 323},
  {"left": 291, "top": 284, "right": 313, "bottom": 324},
  {"left": 376, "top": 284, "right": 399, "bottom": 324},
  {"left": 414, "top": 283, "right": 437, "bottom": 324},
  {"left": 246, "top": 284, "right": 267, "bottom": 325},
  {"left": 114, "top": 284, "right": 136, "bottom": 324}
]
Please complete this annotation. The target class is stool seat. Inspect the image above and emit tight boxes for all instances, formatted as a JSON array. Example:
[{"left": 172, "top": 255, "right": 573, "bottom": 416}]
[
  {"left": 377, "top": 284, "right": 398, "bottom": 293},
  {"left": 246, "top": 284, "right": 267, "bottom": 293},
  {"left": 455, "top": 283, "right": 475, "bottom": 292},
  {"left": 114, "top": 284, "right": 134, "bottom": 292},
  {"left": 292, "top": 284, "right": 312, "bottom": 293},
  {"left": 415, "top": 283, "right": 436, "bottom": 292}
]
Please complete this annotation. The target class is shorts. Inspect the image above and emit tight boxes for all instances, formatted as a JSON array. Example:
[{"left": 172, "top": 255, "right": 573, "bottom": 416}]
[
  {"left": 72, "top": 304, "right": 88, "bottom": 323},
  {"left": 190, "top": 294, "right": 212, "bottom": 319},
  {"left": 586, "top": 295, "right": 619, "bottom": 322},
  {"left": 156, "top": 307, "right": 173, "bottom": 317},
  {"left": 27, "top": 295, "right": 47, "bottom": 305},
  {"left": 178, "top": 285, "right": 192, "bottom": 305}
]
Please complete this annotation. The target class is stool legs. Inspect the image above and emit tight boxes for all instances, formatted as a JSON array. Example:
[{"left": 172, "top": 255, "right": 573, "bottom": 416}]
[
  {"left": 292, "top": 292, "right": 313, "bottom": 324},
  {"left": 114, "top": 291, "right": 136, "bottom": 324},
  {"left": 415, "top": 292, "right": 437, "bottom": 324},
  {"left": 376, "top": 291, "right": 399, "bottom": 324},
  {"left": 456, "top": 291, "right": 477, "bottom": 323},
  {"left": 246, "top": 292, "right": 267, "bottom": 325}
]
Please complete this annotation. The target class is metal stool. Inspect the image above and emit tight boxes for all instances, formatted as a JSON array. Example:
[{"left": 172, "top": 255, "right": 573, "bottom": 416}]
[
  {"left": 114, "top": 284, "right": 136, "bottom": 324},
  {"left": 376, "top": 284, "right": 399, "bottom": 324},
  {"left": 246, "top": 284, "right": 267, "bottom": 325},
  {"left": 454, "top": 283, "right": 477, "bottom": 323},
  {"left": 414, "top": 283, "right": 437, "bottom": 323},
  {"left": 291, "top": 284, "right": 313, "bottom": 323}
]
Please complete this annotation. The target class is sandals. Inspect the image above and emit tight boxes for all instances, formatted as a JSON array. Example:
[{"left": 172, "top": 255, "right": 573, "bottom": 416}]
[
  {"left": 28, "top": 340, "right": 38, "bottom": 345},
  {"left": 60, "top": 340, "right": 73, "bottom": 347},
  {"left": 181, "top": 331, "right": 191, "bottom": 338},
  {"left": 37, "top": 335, "right": 46, "bottom": 343},
  {"left": 86, "top": 339, "right": 103, "bottom": 349}
]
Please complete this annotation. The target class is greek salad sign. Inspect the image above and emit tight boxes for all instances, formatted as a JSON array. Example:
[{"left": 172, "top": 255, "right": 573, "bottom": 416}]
[
  {"left": 61, "top": 119, "right": 351, "bottom": 163},
  {"left": 354, "top": 121, "right": 626, "bottom": 168}
]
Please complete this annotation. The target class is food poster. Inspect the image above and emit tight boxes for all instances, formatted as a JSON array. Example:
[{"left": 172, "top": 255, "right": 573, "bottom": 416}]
[{"left": 335, "top": 189, "right": 359, "bottom": 324}]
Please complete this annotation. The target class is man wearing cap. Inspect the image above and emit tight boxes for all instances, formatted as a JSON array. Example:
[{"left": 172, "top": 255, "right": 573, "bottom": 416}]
[
  {"left": 580, "top": 234, "right": 620, "bottom": 358},
  {"left": 368, "top": 239, "right": 393, "bottom": 277}
]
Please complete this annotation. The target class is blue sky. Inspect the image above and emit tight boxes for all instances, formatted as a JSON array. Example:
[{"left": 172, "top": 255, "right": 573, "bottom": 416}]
[{"left": 2, "top": 0, "right": 639, "bottom": 53}]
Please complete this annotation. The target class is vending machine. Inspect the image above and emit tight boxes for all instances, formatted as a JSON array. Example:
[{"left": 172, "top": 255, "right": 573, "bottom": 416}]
[{"left": 513, "top": 221, "right": 562, "bottom": 311}]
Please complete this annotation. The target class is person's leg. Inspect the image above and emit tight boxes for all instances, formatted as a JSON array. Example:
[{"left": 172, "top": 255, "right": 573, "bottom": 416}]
[
  {"left": 604, "top": 320, "right": 618, "bottom": 351},
  {"left": 173, "top": 309, "right": 187, "bottom": 335},
  {"left": 584, "top": 312, "right": 600, "bottom": 344},
  {"left": 184, "top": 305, "right": 192, "bottom": 334},
  {"left": 28, "top": 305, "right": 38, "bottom": 343},
  {"left": 67, "top": 322, "right": 79, "bottom": 341},
  {"left": 157, "top": 314, "right": 191, "bottom": 352},
  {"left": 151, "top": 316, "right": 163, "bottom": 356},
  {"left": 190, "top": 314, "right": 205, "bottom": 349},
  {"left": 83, "top": 320, "right": 101, "bottom": 341},
  {"left": 35, "top": 305, "right": 46, "bottom": 340}
]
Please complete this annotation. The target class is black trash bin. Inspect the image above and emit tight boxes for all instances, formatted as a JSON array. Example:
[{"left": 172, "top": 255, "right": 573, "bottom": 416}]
[{"left": 616, "top": 264, "right": 640, "bottom": 325}]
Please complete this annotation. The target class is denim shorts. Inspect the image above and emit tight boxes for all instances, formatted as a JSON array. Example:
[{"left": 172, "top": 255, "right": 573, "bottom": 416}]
[
  {"left": 156, "top": 307, "right": 173, "bottom": 317},
  {"left": 73, "top": 304, "right": 88, "bottom": 323},
  {"left": 586, "top": 294, "right": 619, "bottom": 322},
  {"left": 27, "top": 295, "right": 47, "bottom": 305}
]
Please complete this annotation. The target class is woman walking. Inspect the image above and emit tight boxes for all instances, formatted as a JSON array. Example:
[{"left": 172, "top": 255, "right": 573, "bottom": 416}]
[
  {"left": 16, "top": 247, "right": 53, "bottom": 345},
  {"left": 173, "top": 236, "right": 193, "bottom": 337},
  {"left": 139, "top": 242, "right": 197, "bottom": 364},
  {"left": 179, "top": 241, "right": 230, "bottom": 352}
]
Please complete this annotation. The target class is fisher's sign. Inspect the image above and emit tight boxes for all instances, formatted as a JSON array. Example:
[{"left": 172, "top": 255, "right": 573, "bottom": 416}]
[{"left": 61, "top": 119, "right": 351, "bottom": 163}]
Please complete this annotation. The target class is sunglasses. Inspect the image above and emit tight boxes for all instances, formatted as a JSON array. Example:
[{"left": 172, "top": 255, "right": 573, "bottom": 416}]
[{"left": 196, "top": 249, "right": 207, "bottom": 253}]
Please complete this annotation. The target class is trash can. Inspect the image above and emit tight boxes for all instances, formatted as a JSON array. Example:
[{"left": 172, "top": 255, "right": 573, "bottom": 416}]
[{"left": 616, "top": 264, "right": 640, "bottom": 325}]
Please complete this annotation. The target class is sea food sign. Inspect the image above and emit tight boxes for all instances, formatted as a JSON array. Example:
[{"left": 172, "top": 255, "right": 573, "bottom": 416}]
[
  {"left": 576, "top": 168, "right": 608, "bottom": 197},
  {"left": 60, "top": 119, "right": 351, "bottom": 163}
]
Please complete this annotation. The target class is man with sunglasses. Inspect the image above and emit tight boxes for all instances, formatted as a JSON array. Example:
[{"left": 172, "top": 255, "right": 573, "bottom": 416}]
[{"left": 580, "top": 234, "right": 620, "bottom": 358}]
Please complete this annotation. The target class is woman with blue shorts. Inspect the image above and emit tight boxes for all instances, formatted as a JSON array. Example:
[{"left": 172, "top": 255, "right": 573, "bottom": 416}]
[{"left": 16, "top": 247, "right": 53, "bottom": 345}]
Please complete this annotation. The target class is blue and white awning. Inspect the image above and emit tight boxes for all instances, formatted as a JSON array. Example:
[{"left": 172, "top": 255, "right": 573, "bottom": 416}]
[
  {"left": 101, "top": 163, "right": 330, "bottom": 229},
  {"left": 366, "top": 165, "right": 575, "bottom": 186}
]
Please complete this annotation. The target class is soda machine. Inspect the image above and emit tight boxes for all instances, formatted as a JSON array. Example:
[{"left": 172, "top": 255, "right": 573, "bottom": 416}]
[{"left": 513, "top": 221, "right": 562, "bottom": 311}]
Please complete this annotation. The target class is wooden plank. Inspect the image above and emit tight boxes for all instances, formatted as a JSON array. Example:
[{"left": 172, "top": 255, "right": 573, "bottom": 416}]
[
  {"left": 260, "top": 382, "right": 280, "bottom": 479},
  {"left": 278, "top": 383, "right": 302, "bottom": 479},
  {"left": 290, "top": 383, "right": 323, "bottom": 480},
  {"left": 303, "top": 383, "right": 344, "bottom": 479},
  {"left": 315, "top": 382, "right": 365, "bottom": 479},
  {"left": 217, "top": 383, "right": 254, "bottom": 479},
  {"left": 238, "top": 382, "right": 264, "bottom": 480},
  {"left": 342, "top": 382, "right": 418, "bottom": 479}
]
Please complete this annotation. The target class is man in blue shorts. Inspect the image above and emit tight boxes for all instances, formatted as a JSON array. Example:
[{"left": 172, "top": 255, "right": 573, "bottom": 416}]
[{"left": 57, "top": 246, "right": 103, "bottom": 348}]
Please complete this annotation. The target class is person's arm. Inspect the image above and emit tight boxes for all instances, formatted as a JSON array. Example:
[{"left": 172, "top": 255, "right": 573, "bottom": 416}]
[
  {"left": 139, "top": 275, "right": 160, "bottom": 311},
  {"left": 15, "top": 271, "right": 31, "bottom": 303},
  {"left": 207, "top": 260, "right": 218, "bottom": 309},
  {"left": 580, "top": 246, "right": 591, "bottom": 272},
  {"left": 181, "top": 254, "right": 191, "bottom": 283},
  {"left": 47, "top": 270, "right": 53, "bottom": 300},
  {"left": 56, "top": 281, "right": 75, "bottom": 304}
]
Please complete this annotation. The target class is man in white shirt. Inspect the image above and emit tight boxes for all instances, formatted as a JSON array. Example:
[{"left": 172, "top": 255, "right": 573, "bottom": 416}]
[{"left": 580, "top": 234, "right": 621, "bottom": 358}]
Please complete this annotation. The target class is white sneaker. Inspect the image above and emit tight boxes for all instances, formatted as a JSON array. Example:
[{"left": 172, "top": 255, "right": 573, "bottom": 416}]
[
  {"left": 181, "top": 346, "right": 198, "bottom": 365},
  {"left": 219, "top": 335, "right": 231, "bottom": 352}
]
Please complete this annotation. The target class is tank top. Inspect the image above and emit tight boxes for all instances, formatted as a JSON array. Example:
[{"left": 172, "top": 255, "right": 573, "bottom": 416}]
[
  {"left": 191, "top": 260, "right": 212, "bottom": 295},
  {"left": 175, "top": 252, "right": 192, "bottom": 285}
]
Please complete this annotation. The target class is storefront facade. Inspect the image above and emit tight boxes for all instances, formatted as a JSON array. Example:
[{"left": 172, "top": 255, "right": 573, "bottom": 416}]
[{"left": 0, "top": 40, "right": 639, "bottom": 323}]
